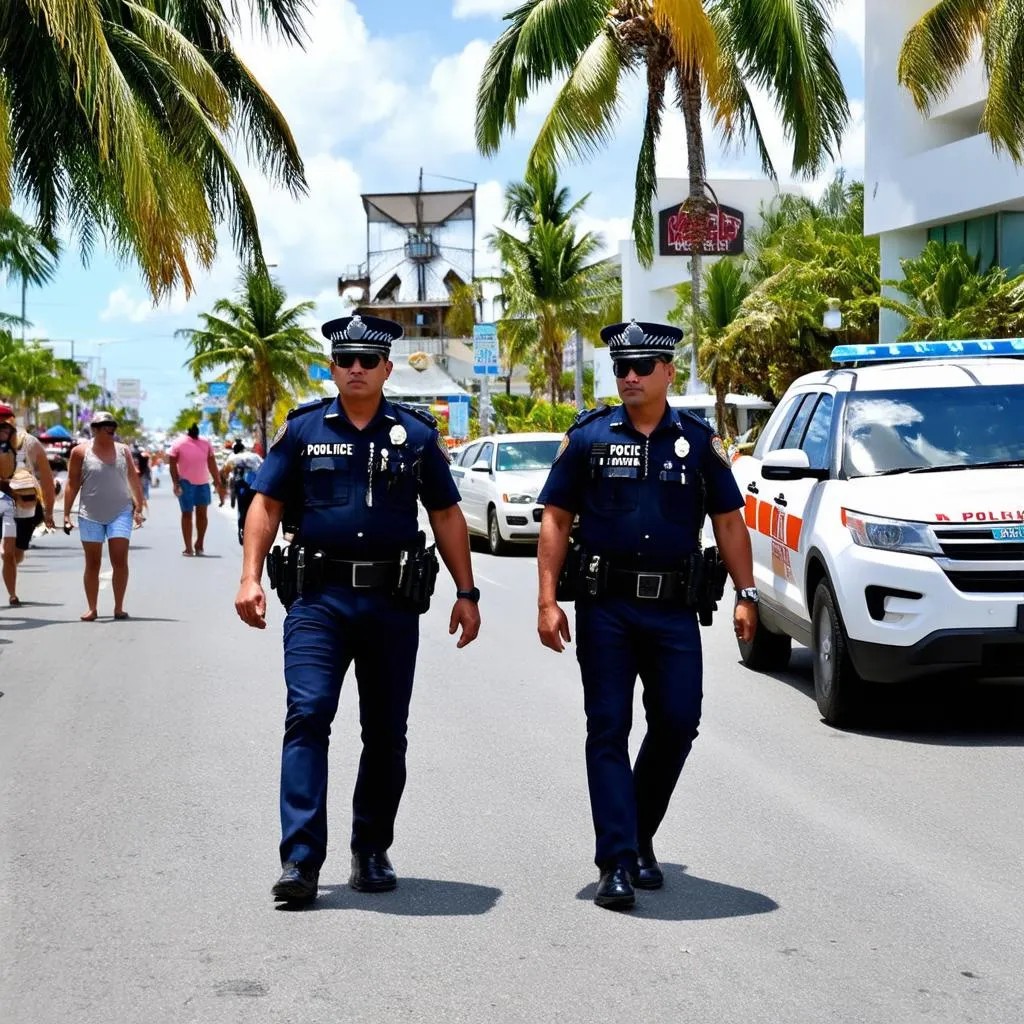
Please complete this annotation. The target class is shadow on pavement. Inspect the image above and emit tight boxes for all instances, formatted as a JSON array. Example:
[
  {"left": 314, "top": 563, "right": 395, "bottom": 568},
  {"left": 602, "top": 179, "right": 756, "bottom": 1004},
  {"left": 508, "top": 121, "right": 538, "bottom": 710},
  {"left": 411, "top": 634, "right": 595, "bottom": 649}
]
[
  {"left": 749, "top": 648, "right": 1024, "bottom": 746},
  {"left": 0, "top": 615, "right": 181, "bottom": 630},
  {"left": 575, "top": 864, "right": 778, "bottom": 921},
  {"left": 291, "top": 878, "right": 503, "bottom": 916}
]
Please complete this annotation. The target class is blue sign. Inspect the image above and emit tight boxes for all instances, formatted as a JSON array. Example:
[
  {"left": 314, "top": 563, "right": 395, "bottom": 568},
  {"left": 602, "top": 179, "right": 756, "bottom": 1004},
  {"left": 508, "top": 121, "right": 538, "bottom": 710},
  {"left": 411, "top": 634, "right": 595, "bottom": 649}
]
[
  {"left": 207, "top": 381, "right": 229, "bottom": 397},
  {"left": 198, "top": 420, "right": 214, "bottom": 436},
  {"left": 309, "top": 363, "right": 332, "bottom": 382},
  {"left": 473, "top": 323, "right": 500, "bottom": 376},
  {"left": 831, "top": 339, "right": 1024, "bottom": 364},
  {"left": 448, "top": 394, "right": 471, "bottom": 439},
  {"left": 202, "top": 404, "right": 221, "bottom": 415},
  {"left": 228, "top": 417, "right": 244, "bottom": 433}
]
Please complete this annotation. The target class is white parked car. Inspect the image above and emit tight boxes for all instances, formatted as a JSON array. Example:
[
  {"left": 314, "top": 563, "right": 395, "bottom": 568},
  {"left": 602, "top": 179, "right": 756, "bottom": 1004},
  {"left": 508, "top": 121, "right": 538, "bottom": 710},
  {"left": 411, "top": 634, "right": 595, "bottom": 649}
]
[
  {"left": 450, "top": 432, "right": 563, "bottom": 554},
  {"left": 732, "top": 340, "right": 1024, "bottom": 726}
]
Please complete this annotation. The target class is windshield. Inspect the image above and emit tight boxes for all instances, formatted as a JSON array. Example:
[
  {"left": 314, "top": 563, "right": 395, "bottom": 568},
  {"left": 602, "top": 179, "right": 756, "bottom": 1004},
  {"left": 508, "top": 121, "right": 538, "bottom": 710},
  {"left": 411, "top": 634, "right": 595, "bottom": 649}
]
[
  {"left": 843, "top": 385, "right": 1024, "bottom": 477},
  {"left": 496, "top": 440, "right": 562, "bottom": 472}
]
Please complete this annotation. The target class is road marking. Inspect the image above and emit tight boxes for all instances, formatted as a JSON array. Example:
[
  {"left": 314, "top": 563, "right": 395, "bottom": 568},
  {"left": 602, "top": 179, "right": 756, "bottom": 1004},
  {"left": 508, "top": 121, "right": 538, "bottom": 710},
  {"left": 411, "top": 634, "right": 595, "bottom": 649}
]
[
  {"left": 99, "top": 568, "right": 112, "bottom": 593},
  {"left": 472, "top": 570, "right": 508, "bottom": 590}
]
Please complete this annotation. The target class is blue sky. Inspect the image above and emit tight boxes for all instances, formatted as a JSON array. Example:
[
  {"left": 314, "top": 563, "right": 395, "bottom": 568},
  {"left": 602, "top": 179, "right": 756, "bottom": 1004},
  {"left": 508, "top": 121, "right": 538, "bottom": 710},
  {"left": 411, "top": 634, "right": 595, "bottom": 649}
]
[{"left": 0, "top": 0, "right": 866, "bottom": 430}]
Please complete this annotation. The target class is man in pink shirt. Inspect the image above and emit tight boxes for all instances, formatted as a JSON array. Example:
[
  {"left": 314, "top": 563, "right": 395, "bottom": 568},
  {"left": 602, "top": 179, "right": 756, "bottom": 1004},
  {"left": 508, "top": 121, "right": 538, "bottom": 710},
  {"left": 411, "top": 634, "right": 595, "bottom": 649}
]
[{"left": 169, "top": 424, "right": 226, "bottom": 555}]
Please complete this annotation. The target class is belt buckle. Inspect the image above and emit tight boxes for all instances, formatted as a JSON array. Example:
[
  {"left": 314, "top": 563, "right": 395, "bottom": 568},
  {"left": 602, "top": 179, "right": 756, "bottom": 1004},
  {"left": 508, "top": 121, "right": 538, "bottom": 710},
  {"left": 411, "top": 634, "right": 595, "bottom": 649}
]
[
  {"left": 350, "top": 562, "right": 376, "bottom": 588},
  {"left": 636, "top": 573, "right": 663, "bottom": 599}
]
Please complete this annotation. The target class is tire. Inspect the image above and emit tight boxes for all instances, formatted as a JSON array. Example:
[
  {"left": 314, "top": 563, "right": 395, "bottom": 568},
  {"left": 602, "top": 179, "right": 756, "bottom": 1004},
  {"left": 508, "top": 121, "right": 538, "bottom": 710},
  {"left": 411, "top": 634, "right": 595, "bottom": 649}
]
[
  {"left": 487, "top": 507, "right": 512, "bottom": 556},
  {"left": 738, "top": 618, "right": 792, "bottom": 671},
  {"left": 811, "top": 581, "right": 867, "bottom": 727}
]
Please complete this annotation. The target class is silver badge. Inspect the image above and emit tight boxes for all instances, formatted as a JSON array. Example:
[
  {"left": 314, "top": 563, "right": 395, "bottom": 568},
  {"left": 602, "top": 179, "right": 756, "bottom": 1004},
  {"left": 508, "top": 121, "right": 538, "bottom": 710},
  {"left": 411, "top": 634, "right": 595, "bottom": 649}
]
[
  {"left": 674, "top": 437, "right": 690, "bottom": 458},
  {"left": 389, "top": 424, "right": 407, "bottom": 446}
]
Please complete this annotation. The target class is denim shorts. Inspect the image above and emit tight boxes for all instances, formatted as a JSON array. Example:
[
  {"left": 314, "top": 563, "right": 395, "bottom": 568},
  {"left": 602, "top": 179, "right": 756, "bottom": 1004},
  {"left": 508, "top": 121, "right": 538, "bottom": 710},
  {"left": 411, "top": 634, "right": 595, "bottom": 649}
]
[
  {"left": 78, "top": 506, "right": 134, "bottom": 543},
  {"left": 177, "top": 480, "right": 212, "bottom": 513}
]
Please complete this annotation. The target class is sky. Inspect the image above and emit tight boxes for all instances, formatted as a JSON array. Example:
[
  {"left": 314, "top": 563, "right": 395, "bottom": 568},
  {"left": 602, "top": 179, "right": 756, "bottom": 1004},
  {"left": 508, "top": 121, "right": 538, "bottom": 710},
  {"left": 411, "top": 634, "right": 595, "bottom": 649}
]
[{"left": 0, "top": 0, "right": 866, "bottom": 430}]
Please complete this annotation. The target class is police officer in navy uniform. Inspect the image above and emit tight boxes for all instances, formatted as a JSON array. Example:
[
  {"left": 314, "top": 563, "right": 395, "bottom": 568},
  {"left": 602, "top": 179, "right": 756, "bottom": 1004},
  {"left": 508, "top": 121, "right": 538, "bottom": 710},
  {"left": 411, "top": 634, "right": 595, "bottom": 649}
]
[
  {"left": 536, "top": 319, "right": 757, "bottom": 910},
  {"left": 235, "top": 314, "right": 481, "bottom": 905}
]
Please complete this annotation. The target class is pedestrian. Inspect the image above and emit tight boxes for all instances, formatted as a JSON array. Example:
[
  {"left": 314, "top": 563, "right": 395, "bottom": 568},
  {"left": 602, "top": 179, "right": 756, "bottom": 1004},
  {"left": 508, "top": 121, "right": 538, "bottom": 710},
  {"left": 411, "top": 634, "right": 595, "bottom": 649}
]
[
  {"left": 234, "top": 313, "right": 481, "bottom": 906},
  {"left": 61, "top": 411, "right": 146, "bottom": 622},
  {"left": 0, "top": 403, "right": 56, "bottom": 607},
  {"left": 131, "top": 445, "right": 152, "bottom": 514},
  {"left": 168, "top": 423, "right": 226, "bottom": 556},
  {"left": 536, "top": 319, "right": 758, "bottom": 910},
  {"left": 221, "top": 439, "right": 263, "bottom": 544}
]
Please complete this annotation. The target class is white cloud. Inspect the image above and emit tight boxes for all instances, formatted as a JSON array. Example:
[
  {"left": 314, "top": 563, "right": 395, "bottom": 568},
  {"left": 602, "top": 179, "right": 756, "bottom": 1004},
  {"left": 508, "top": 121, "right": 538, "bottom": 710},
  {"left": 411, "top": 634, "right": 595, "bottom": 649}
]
[
  {"left": 101, "top": 287, "right": 155, "bottom": 324},
  {"left": 833, "top": 0, "right": 865, "bottom": 57},
  {"left": 452, "top": 0, "right": 509, "bottom": 18}
]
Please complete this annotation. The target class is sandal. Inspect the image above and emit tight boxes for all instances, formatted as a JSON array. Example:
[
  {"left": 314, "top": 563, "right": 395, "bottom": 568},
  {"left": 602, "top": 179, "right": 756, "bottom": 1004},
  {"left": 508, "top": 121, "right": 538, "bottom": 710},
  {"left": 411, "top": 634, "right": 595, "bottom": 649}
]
[
  {"left": 114, "top": 611, "right": 130, "bottom": 620},
  {"left": 8, "top": 596, "right": 21, "bottom": 607}
]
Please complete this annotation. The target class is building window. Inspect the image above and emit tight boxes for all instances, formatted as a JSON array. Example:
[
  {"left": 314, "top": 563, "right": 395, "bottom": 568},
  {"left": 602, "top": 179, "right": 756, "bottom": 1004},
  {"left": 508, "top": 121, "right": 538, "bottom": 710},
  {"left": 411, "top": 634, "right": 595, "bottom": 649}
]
[
  {"left": 999, "top": 212, "right": 1024, "bottom": 276},
  {"left": 927, "top": 214, "right": 997, "bottom": 272}
]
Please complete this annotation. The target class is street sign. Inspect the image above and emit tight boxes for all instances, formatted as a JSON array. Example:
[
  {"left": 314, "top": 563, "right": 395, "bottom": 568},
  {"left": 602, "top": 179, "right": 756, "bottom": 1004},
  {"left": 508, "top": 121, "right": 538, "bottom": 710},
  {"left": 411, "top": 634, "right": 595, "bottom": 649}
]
[
  {"left": 202, "top": 404, "right": 222, "bottom": 415},
  {"left": 448, "top": 394, "right": 471, "bottom": 439},
  {"left": 472, "top": 323, "right": 499, "bottom": 376},
  {"left": 309, "top": 364, "right": 332, "bottom": 382},
  {"left": 228, "top": 417, "right": 245, "bottom": 434},
  {"left": 207, "top": 381, "right": 229, "bottom": 397}
]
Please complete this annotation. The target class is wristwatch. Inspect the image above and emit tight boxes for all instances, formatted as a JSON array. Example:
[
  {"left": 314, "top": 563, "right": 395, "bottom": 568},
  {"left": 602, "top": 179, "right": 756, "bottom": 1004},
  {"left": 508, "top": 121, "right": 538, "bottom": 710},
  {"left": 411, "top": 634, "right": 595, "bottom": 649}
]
[
  {"left": 737, "top": 587, "right": 759, "bottom": 604},
  {"left": 456, "top": 587, "right": 481, "bottom": 603}
]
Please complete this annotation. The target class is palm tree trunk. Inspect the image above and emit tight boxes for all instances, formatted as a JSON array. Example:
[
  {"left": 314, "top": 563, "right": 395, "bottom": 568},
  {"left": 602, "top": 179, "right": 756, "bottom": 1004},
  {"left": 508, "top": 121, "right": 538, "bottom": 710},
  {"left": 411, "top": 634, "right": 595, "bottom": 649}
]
[{"left": 679, "top": 72, "right": 707, "bottom": 396}]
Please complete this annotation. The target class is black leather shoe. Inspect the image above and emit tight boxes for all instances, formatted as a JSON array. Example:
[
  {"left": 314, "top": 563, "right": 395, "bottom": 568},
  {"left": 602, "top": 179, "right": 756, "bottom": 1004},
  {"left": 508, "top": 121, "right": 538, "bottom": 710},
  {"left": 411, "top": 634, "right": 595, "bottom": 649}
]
[
  {"left": 594, "top": 864, "right": 635, "bottom": 909},
  {"left": 350, "top": 851, "right": 397, "bottom": 892},
  {"left": 272, "top": 861, "right": 319, "bottom": 903},
  {"left": 633, "top": 850, "right": 664, "bottom": 890}
]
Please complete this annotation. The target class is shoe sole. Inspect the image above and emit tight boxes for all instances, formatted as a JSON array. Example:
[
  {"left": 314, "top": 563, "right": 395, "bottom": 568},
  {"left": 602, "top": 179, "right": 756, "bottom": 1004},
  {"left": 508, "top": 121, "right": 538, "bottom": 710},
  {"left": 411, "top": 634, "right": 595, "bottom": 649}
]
[
  {"left": 272, "top": 884, "right": 317, "bottom": 903},
  {"left": 594, "top": 892, "right": 636, "bottom": 909},
  {"left": 349, "top": 877, "right": 397, "bottom": 893},
  {"left": 632, "top": 875, "right": 663, "bottom": 890}
]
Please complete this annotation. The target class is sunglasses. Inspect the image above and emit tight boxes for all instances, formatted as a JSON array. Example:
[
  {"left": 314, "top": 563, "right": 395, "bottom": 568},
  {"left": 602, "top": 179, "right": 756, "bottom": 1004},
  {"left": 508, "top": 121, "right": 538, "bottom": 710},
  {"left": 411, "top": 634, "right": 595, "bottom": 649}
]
[
  {"left": 334, "top": 353, "right": 382, "bottom": 370},
  {"left": 613, "top": 357, "right": 669, "bottom": 379}
]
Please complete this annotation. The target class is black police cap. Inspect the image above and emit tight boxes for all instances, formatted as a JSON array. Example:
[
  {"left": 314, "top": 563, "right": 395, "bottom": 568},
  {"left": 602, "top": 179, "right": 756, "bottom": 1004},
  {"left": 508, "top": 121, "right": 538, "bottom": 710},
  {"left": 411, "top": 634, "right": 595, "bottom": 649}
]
[
  {"left": 600, "top": 319, "right": 682, "bottom": 360},
  {"left": 322, "top": 314, "right": 403, "bottom": 359}
]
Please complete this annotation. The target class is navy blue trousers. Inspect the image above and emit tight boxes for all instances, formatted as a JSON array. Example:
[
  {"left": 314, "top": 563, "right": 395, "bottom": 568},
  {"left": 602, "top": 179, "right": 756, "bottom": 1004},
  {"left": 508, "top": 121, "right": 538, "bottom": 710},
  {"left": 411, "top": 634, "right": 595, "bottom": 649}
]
[
  {"left": 575, "top": 598, "right": 703, "bottom": 869},
  {"left": 280, "top": 584, "right": 420, "bottom": 869}
]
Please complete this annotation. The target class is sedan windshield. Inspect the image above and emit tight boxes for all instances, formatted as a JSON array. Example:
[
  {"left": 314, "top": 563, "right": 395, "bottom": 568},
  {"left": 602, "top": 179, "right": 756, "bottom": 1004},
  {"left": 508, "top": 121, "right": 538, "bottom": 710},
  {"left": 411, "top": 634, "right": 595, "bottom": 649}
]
[
  {"left": 843, "top": 385, "right": 1024, "bottom": 477},
  {"left": 496, "top": 440, "right": 562, "bottom": 472}
]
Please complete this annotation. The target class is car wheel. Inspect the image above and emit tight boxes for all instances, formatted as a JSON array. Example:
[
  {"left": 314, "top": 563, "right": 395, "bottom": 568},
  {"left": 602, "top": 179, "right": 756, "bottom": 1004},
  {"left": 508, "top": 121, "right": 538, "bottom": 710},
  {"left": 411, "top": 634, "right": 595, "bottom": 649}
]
[
  {"left": 811, "top": 581, "right": 867, "bottom": 727},
  {"left": 487, "top": 507, "right": 511, "bottom": 556},
  {"left": 737, "top": 619, "right": 792, "bottom": 671}
]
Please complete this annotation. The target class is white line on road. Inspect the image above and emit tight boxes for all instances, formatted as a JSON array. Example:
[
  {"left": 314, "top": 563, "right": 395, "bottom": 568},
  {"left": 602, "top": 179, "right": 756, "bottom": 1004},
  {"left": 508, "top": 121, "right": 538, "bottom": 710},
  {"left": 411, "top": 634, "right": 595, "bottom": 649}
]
[{"left": 472, "top": 570, "right": 509, "bottom": 590}]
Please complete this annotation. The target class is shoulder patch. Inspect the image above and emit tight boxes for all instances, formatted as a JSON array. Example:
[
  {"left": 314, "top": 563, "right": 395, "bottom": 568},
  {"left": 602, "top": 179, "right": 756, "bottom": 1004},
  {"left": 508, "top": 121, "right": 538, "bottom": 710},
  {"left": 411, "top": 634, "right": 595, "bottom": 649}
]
[
  {"left": 711, "top": 434, "right": 731, "bottom": 466},
  {"left": 392, "top": 402, "right": 437, "bottom": 428},
  {"left": 286, "top": 397, "right": 333, "bottom": 421},
  {"left": 552, "top": 434, "right": 571, "bottom": 463},
  {"left": 270, "top": 422, "right": 288, "bottom": 449},
  {"left": 567, "top": 403, "right": 613, "bottom": 435},
  {"left": 676, "top": 409, "right": 715, "bottom": 433},
  {"left": 436, "top": 434, "right": 452, "bottom": 463}
]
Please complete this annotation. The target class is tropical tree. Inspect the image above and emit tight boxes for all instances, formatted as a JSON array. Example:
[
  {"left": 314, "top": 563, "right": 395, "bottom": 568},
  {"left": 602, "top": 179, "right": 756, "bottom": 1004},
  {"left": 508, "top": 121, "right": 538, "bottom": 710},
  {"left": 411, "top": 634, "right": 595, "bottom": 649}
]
[
  {"left": 0, "top": 209, "right": 60, "bottom": 339},
  {"left": 0, "top": 0, "right": 307, "bottom": 299},
  {"left": 899, "top": 2, "right": 1024, "bottom": 164},
  {"left": 179, "top": 267, "right": 327, "bottom": 450},
  {"left": 476, "top": 0, "right": 849, "bottom": 363},
  {"left": 490, "top": 171, "right": 619, "bottom": 402},
  {"left": 445, "top": 281, "right": 483, "bottom": 338},
  {"left": 0, "top": 332, "right": 82, "bottom": 423}
]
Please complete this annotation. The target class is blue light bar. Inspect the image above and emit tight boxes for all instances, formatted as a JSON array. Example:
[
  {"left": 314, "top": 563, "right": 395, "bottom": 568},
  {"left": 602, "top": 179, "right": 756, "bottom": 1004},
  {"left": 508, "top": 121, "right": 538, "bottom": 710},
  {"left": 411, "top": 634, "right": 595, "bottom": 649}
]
[{"left": 831, "top": 339, "right": 1024, "bottom": 364}]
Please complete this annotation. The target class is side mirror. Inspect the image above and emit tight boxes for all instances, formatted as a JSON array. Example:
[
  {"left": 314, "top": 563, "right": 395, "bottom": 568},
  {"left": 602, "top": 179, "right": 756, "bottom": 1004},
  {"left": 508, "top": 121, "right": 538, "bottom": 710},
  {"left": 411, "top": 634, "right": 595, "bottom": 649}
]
[
  {"left": 761, "top": 448, "right": 829, "bottom": 481},
  {"left": 471, "top": 460, "right": 491, "bottom": 473}
]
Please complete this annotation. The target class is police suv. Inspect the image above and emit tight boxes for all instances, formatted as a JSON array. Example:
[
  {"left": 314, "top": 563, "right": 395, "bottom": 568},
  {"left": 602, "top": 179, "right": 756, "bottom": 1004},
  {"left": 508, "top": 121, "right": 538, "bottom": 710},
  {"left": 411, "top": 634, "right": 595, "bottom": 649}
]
[{"left": 732, "top": 340, "right": 1024, "bottom": 726}]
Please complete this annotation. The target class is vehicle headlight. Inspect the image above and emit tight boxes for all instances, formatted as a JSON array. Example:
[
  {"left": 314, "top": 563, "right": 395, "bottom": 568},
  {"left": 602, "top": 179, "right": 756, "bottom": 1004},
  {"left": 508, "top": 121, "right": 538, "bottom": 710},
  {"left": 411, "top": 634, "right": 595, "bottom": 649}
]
[
  {"left": 843, "top": 510, "right": 939, "bottom": 555},
  {"left": 502, "top": 492, "right": 536, "bottom": 504}
]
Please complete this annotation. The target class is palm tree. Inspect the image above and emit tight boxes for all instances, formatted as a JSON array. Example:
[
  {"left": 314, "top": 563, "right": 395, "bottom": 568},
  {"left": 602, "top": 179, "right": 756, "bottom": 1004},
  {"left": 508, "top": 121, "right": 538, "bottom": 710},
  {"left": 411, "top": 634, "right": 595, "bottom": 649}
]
[
  {"left": 489, "top": 173, "right": 618, "bottom": 403},
  {"left": 0, "top": 0, "right": 307, "bottom": 299},
  {"left": 179, "top": 268, "right": 327, "bottom": 451},
  {"left": 0, "top": 210, "right": 60, "bottom": 341},
  {"left": 476, "top": 0, "right": 849, "bottom": 368},
  {"left": 899, "top": 2, "right": 1024, "bottom": 164}
]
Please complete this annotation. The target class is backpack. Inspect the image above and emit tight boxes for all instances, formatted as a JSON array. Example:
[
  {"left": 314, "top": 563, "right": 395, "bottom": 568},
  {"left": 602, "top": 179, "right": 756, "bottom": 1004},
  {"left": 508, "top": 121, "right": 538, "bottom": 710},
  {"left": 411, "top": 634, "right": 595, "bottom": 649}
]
[{"left": 0, "top": 432, "right": 43, "bottom": 509}]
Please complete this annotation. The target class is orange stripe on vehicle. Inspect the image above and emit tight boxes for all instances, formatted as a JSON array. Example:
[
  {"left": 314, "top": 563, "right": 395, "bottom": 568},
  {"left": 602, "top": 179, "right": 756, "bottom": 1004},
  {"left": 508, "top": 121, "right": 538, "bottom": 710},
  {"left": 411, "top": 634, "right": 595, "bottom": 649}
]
[
  {"left": 757, "top": 500, "right": 772, "bottom": 536},
  {"left": 744, "top": 495, "right": 758, "bottom": 528},
  {"left": 785, "top": 513, "right": 803, "bottom": 551}
]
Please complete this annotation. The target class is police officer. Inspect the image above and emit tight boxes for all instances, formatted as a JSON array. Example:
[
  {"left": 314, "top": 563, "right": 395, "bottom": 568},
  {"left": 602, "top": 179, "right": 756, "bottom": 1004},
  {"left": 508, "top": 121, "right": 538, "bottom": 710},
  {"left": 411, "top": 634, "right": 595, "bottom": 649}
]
[
  {"left": 234, "top": 314, "right": 481, "bottom": 905},
  {"left": 536, "top": 319, "right": 757, "bottom": 910}
]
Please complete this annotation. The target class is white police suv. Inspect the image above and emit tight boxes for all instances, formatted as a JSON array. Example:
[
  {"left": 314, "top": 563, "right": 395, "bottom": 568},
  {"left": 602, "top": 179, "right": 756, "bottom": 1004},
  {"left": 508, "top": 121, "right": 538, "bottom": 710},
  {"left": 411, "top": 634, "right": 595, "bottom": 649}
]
[{"left": 732, "top": 339, "right": 1024, "bottom": 726}]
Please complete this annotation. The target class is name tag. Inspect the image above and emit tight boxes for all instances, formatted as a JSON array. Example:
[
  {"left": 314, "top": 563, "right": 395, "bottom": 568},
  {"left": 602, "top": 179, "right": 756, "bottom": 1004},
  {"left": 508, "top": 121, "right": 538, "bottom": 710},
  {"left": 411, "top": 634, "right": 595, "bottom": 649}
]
[{"left": 303, "top": 443, "right": 354, "bottom": 457}]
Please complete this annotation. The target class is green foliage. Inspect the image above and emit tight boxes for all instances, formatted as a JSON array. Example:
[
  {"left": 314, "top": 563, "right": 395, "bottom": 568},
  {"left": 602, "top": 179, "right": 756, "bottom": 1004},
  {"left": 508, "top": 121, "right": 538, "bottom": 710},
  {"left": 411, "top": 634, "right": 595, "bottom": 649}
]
[
  {"left": 445, "top": 281, "right": 481, "bottom": 338},
  {"left": 491, "top": 394, "right": 579, "bottom": 433},
  {"left": 883, "top": 240, "right": 1024, "bottom": 340},
  {"left": 0, "top": 331, "right": 84, "bottom": 424},
  {"left": 0, "top": 0, "right": 307, "bottom": 299}
]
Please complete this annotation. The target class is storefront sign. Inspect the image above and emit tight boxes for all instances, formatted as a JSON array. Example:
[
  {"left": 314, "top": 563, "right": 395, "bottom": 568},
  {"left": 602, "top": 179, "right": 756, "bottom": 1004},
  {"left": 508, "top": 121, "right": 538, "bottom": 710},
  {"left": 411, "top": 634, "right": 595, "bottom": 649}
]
[{"left": 659, "top": 203, "right": 745, "bottom": 256}]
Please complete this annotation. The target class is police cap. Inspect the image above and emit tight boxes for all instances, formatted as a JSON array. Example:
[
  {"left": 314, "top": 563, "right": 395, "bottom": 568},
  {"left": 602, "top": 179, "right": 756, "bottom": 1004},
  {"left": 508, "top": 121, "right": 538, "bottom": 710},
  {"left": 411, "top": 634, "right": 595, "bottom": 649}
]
[
  {"left": 322, "top": 314, "right": 403, "bottom": 360},
  {"left": 601, "top": 318, "right": 682, "bottom": 360}
]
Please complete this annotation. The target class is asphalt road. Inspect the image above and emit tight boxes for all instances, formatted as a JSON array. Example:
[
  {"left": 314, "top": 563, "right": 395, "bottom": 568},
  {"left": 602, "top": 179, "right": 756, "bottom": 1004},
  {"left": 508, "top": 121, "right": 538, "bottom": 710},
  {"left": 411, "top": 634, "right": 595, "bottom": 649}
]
[{"left": 2, "top": 486, "right": 1024, "bottom": 1023}]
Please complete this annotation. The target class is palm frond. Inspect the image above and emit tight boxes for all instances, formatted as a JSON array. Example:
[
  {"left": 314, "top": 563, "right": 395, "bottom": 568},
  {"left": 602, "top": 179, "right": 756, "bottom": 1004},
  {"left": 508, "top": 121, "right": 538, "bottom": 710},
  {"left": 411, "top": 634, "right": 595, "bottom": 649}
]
[
  {"left": 981, "top": 0, "right": 1024, "bottom": 163},
  {"left": 632, "top": 59, "right": 667, "bottom": 268},
  {"left": 0, "top": 72, "right": 10, "bottom": 208},
  {"left": 652, "top": 0, "right": 724, "bottom": 95}
]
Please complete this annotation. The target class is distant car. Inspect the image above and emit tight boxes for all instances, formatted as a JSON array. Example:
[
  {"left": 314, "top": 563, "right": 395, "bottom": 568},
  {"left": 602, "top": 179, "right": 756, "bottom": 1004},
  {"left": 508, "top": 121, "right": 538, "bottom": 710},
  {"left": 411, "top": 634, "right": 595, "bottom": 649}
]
[{"left": 450, "top": 432, "right": 563, "bottom": 554}]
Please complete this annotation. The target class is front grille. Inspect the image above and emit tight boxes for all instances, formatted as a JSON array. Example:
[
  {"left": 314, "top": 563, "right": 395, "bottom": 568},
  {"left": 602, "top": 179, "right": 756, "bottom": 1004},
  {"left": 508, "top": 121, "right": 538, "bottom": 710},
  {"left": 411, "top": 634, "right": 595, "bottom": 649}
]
[
  {"left": 935, "top": 527, "right": 1024, "bottom": 561},
  {"left": 506, "top": 515, "right": 528, "bottom": 526},
  {"left": 944, "top": 570, "right": 1024, "bottom": 593}
]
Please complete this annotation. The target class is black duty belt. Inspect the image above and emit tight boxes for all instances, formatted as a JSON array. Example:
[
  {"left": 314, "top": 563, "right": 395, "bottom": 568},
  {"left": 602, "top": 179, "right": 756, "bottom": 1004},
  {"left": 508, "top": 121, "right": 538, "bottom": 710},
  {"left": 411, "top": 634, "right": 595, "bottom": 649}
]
[
  {"left": 604, "top": 567, "right": 689, "bottom": 601},
  {"left": 322, "top": 558, "right": 399, "bottom": 589}
]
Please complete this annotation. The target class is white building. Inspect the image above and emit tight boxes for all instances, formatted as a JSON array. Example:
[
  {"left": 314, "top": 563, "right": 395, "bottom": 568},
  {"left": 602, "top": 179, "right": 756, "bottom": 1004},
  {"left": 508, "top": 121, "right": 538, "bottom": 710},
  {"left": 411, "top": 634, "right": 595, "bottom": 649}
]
[{"left": 865, "top": 0, "right": 1024, "bottom": 341}]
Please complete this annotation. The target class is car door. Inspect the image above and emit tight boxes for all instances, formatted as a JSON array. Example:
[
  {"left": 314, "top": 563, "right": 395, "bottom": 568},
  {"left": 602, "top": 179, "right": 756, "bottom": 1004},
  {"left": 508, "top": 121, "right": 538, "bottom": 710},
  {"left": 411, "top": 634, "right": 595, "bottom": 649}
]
[
  {"left": 462, "top": 441, "right": 494, "bottom": 532},
  {"left": 771, "top": 391, "right": 836, "bottom": 622},
  {"left": 737, "top": 393, "right": 808, "bottom": 605}
]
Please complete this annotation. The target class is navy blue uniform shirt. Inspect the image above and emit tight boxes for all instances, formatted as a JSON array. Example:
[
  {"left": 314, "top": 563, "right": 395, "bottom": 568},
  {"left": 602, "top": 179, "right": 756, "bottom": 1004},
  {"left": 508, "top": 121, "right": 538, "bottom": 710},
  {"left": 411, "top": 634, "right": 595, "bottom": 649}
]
[
  {"left": 255, "top": 396, "right": 460, "bottom": 559},
  {"left": 538, "top": 404, "right": 744, "bottom": 564}
]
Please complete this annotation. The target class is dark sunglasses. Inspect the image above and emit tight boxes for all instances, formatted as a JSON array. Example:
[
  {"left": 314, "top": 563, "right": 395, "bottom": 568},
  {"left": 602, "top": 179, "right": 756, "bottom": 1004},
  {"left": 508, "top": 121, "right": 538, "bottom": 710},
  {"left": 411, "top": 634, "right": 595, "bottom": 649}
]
[
  {"left": 613, "top": 356, "right": 669, "bottom": 379},
  {"left": 335, "top": 353, "right": 382, "bottom": 370}
]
